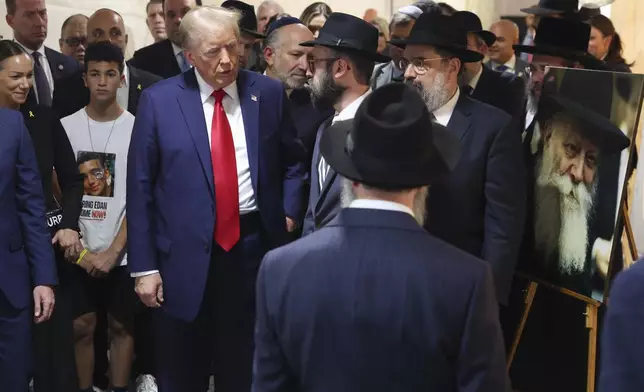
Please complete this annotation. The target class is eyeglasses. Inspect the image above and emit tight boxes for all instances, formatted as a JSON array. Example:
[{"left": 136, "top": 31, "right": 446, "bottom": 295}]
[
  {"left": 398, "top": 57, "right": 446, "bottom": 75},
  {"left": 63, "top": 37, "right": 87, "bottom": 47},
  {"left": 308, "top": 57, "right": 338, "bottom": 73},
  {"left": 83, "top": 168, "right": 105, "bottom": 180}
]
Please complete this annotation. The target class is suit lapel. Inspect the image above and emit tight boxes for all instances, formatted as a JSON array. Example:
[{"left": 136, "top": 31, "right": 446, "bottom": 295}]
[
  {"left": 176, "top": 69, "right": 215, "bottom": 199},
  {"left": 236, "top": 70, "right": 260, "bottom": 191},
  {"left": 313, "top": 117, "right": 335, "bottom": 213},
  {"left": 447, "top": 94, "right": 473, "bottom": 140},
  {"left": 45, "top": 48, "right": 64, "bottom": 81},
  {"left": 127, "top": 66, "right": 140, "bottom": 114}
]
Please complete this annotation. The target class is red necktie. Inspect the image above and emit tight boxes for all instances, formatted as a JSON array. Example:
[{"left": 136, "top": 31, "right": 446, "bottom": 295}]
[{"left": 211, "top": 90, "right": 240, "bottom": 251}]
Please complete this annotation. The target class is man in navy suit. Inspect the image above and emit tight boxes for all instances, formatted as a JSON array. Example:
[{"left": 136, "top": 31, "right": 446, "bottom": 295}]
[
  {"left": 6, "top": 0, "right": 81, "bottom": 107},
  {"left": 300, "top": 12, "right": 390, "bottom": 235},
  {"left": 253, "top": 83, "right": 511, "bottom": 392},
  {"left": 127, "top": 6, "right": 305, "bottom": 392},
  {"left": 0, "top": 108, "right": 57, "bottom": 391},
  {"left": 600, "top": 259, "right": 644, "bottom": 391},
  {"left": 393, "top": 12, "right": 526, "bottom": 306}
]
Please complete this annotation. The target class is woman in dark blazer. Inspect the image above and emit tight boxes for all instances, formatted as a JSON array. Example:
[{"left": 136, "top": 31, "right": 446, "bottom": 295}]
[
  {"left": 588, "top": 14, "right": 634, "bottom": 73},
  {"left": 0, "top": 40, "right": 83, "bottom": 392}
]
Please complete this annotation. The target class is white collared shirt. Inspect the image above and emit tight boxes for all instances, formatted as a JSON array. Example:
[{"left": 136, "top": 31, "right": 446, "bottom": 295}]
[
  {"left": 318, "top": 89, "right": 371, "bottom": 189},
  {"left": 432, "top": 88, "right": 460, "bottom": 127},
  {"left": 195, "top": 69, "right": 257, "bottom": 213},
  {"left": 490, "top": 55, "right": 518, "bottom": 74},
  {"left": 349, "top": 199, "right": 414, "bottom": 218},
  {"left": 14, "top": 40, "right": 54, "bottom": 103},
  {"left": 117, "top": 64, "right": 130, "bottom": 111},
  {"left": 468, "top": 65, "right": 483, "bottom": 91}
]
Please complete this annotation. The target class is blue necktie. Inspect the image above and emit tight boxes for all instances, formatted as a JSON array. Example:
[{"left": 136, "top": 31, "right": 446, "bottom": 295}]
[
  {"left": 32, "top": 52, "right": 51, "bottom": 106},
  {"left": 178, "top": 51, "right": 190, "bottom": 72},
  {"left": 496, "top": 64, "right": 509, "bottom": 73}
]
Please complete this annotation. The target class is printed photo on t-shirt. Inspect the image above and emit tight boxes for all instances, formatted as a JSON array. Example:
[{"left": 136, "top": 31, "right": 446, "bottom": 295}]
[{"left": 77, "top": 151, "right": 116, "bottom": 198}]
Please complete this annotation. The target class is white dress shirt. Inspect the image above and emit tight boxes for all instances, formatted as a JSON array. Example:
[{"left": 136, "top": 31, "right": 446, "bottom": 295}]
[
  {"left": 318, "top": 89, "right": 371, "bottom": 189},
  {"left": 14, "top": 40, "right": 54, "bottom": 103},
  {"left": 131, "top": 70, "right": 257, "bottom": 278},
  {"left": 432, "top": 88, "right": 460, "bottom": 127},
  {"left": 117, "top": 64, "right": 130, "bottom": 111},
  {"left": 468, "top": 65, "right": 483, "bottom": 91},
  {"left": 349, "top": 199, "right": 414, "bottom": 218},
  {"left": 195, "top": 69, "right": 257, "bottom": 213}
]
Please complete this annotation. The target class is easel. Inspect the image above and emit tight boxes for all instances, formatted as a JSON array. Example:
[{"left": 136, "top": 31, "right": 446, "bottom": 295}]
[{"left": 506, "top": 274, "right": 601, "bottom": 392}]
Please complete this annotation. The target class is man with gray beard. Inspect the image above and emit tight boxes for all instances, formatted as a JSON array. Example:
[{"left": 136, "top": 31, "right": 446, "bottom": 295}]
[
  {"left": 300, "top": 13, "right": 390, "bottom": 235},
  {"left": 392, "top": 12, "right": 526, "bottom": 307}
]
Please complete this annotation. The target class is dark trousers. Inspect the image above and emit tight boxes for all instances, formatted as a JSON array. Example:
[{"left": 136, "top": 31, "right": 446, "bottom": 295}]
[
  {"left": 33, "top": 262, "right": 78, "bottom": 392},
  {"left": 0, "top": 290, "right": 32, "bottom": 392},
  {"left": 154, "top": 213, "right": 267, "bottom": 392}
]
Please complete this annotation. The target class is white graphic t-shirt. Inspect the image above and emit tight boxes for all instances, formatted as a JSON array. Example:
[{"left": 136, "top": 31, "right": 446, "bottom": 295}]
[{"left": 61, "top": 108, "right": 134, "bottom": 266}]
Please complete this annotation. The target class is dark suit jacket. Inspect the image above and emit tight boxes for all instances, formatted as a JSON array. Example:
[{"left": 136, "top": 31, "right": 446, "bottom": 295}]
[
  {"left": 471, "top": 66, "right": 526, "bottom": 132},
  {"left": 128, "top": 39, "right": 181, "bottom": 79},
  {"left": 253, "top": 208, "right": 511, "bottom": 392},
  {"left": 19, "top": 104, "right": 83, "bottom": 231},
  {"left": 26, "top": 47, "right": 81, "bottom": 107},
  {"left": 52, "top": 64, "right": 162, "bottom": 119},
  {"left": 0, "top": 109, "right": 57, "bottom": 309},
  {"left": 127, "top": 68, "right": 306, "bottom": 321},
  {"left": 425, "top": 93, "right": 526, "bottom": 305},
  {"left": 599, "top": 257, "right": 644, "bottom": 392},
  {"left": 302, "top": 118, "right": 341, "bottom": 235}
]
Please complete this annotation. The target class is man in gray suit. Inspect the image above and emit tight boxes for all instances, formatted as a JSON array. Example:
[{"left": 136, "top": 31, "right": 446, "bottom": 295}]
[
  {"left": 370, "top": 5, "right": 422, "bottom": 89},
  {"left": 487, "top": 19, "right": 529, "bottom": 77},
  {"left": 301, "top": 13, "right": 389, "bottom": 235}
]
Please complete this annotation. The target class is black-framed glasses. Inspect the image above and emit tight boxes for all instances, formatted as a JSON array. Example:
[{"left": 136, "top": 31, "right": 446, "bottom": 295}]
[
  {"left": 63, "top": 37, "right": 87, "bottom": 47},
  {"left": 308, "top": 57, "right": 338, "bottom": 73},
  {"left": 398, "top": 57, "right": 446, "bottom": 75},
  {"left": 83, "top": 168, "right": 105, "bottom": 180}
]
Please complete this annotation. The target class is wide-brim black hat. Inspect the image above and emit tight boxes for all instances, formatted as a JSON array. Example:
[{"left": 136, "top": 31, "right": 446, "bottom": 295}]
[
  {"left": 319, "top": 83, "right": 461, "bottom": 189},
  {"left": 300, "top": 12, "right": 390, "bottom": 63},
  {"left": 221, "top": 0, "right": 266, "bottom": 39},
  {"left": 521, "top": 0, "right": 579, "bottom": 15},
  {"left": 452, "top": 11, "right": 496, "bottom": 47},
  {"left": 542, "top": 69, "right": 630, "bottom": 154},
  {"left": 390, "top": 13, "right": 483, "bottom": 63},
  {"left": 513, "top": 17, "right": 594, "bottom": 64}
]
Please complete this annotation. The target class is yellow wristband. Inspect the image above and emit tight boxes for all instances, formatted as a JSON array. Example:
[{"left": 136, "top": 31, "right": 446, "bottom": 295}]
[{"left": 76, "top": 249, "right": 88, "bottom": 265}]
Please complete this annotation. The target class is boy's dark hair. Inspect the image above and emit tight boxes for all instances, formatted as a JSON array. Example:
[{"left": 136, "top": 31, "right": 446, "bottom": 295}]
[
  {"left": 84, "top": 42, "right": 125, "bottom": 74},
  {"left": 77, "top": 151, "right": 106, "bottom": 167}
]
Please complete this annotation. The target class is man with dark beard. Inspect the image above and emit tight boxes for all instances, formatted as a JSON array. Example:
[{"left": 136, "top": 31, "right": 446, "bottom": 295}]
[
  {"left": 300, "top": 13, "right": 390, "bottom": 235},
  {"left": 393, "top": 12, "right": 526, "bottom": 307}
]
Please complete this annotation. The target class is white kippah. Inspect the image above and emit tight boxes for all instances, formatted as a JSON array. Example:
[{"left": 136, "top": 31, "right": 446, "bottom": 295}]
[{"left": 396, "top": 5, "right": 423, "bottom": 19}]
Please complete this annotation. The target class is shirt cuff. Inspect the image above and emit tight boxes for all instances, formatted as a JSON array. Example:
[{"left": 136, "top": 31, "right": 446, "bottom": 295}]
[{"left": 131, "top": 270, "right": 160, "bottom": 278}]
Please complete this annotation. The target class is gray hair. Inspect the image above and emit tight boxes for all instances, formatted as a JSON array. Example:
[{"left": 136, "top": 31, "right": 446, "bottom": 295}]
[
  {"left": 258, "top": 0, "right": 284, "bottom": 14},
  {"left": 389, "top": 12, "right": 414, "bottom": 32},
  {"left": 179, "top": 6, "right": 241, "bottom": 50}
]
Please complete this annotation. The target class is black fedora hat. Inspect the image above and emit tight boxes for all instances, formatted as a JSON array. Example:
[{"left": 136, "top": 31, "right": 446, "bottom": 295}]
[
  {"left": 513, "top": 17, "right": 594, "bottom": 63},
  {"left": 390, "top": 13, "right": 483, "bottom": 63},
  {"left": 521, "top": 0, "right": 579, "bottom": 15},
  {"left": 221, "top": 0, "right": 265, "bottom": 39},
  {"left": 299, "top": 13, "right": 390, "bottom": 63},
  {"left": 542, "top": 69, "right": 629, "bottom": 154},
  {"left": 452, "top": 11, "right": 496, "bottom": 47},
  {"left": 319, "top": 83, "right": 461, "bottom": 189}
]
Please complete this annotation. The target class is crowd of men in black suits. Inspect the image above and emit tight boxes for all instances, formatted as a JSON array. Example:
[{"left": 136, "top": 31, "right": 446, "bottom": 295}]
[{"left": 0, "top": 0, "right": 641, "bottom": 391}]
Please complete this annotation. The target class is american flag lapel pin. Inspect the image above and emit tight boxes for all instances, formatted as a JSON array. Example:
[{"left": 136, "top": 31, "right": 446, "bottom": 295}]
[{"left": 251, "top": 94, "right": 257, "bottom": 102}]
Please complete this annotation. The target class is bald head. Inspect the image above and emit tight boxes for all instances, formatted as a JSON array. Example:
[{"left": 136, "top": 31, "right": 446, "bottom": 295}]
[
  {"left": 59, "top": 14, "right": 88, "bottom": 63},
  {"left": 257, "top": 0, "right": 284, "bottom": 33},
  {"left": 488, "top": 19, "right": 519, "bottom": 64},
  {"left": 88, "top": 8, "right": 128, "bottom": 55}
]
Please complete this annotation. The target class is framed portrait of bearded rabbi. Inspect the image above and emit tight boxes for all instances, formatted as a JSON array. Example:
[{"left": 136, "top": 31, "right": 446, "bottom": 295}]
[{"left": 522, "top": 67, "right": 644, "bottom": 301}]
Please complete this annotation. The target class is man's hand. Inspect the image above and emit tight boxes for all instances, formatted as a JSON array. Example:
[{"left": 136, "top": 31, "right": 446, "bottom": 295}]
[
  {"left": 52, "top": 228, "right": 80, "bottom": 249},
  {"left": 135, "top": 273, "right": 164, "bottom": 308},
  {"left": 593, "top": 238, "right": 612, "bottom": 279},
  {"left": 87, "top": 249, "right": 119, "bottom": 277},
  {"left": 286, "top": 217, "right": 297, "bottom": 233},
  {"left": 64, "top": 241, "right": 84, "bottom": 263},
  {"left": 33, "top": 285, "right": 55, "bottom": 324}
]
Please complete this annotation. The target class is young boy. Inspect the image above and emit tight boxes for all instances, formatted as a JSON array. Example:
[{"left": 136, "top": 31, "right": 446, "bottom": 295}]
[{"left": 61, "top": 41, "right": 136, "bottom": 392}]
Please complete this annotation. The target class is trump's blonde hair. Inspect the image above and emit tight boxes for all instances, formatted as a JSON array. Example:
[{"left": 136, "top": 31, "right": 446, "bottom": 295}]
[{"left": 179, "top": 6, "right": 241, "bottom": 50}]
